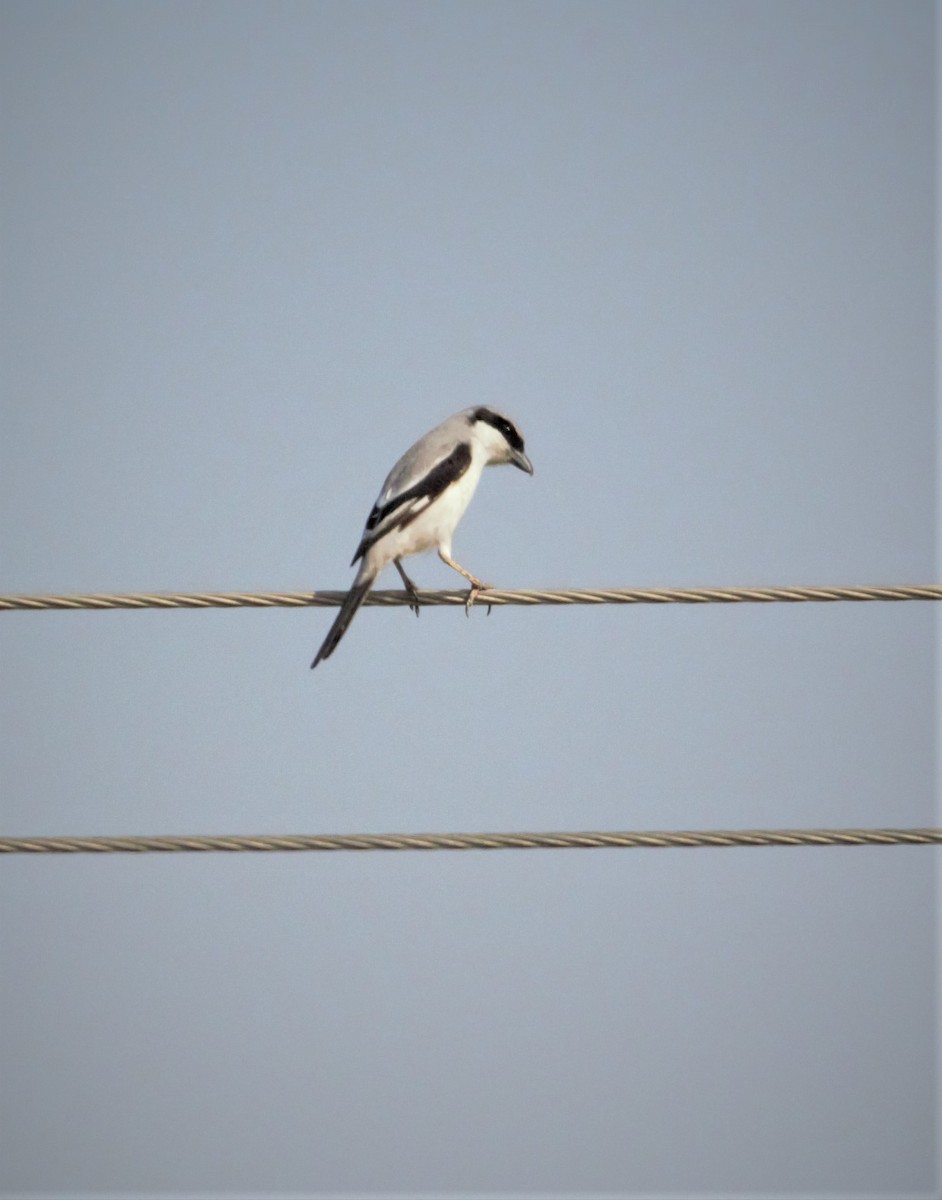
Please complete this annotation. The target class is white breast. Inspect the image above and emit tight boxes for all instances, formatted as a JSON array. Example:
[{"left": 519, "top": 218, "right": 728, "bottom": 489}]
[{"left": 364, "top": 451, "right": 486, "bottom": 572}]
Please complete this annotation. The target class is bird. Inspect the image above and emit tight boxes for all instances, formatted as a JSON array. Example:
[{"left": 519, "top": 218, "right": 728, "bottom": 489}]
[{"left": 311, "top": 406, "right": 533, "bottom": 668}]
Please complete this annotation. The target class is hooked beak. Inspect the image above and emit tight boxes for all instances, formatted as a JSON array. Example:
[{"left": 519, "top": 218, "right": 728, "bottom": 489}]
[{"left": 511, "top": 448, "right": 534, "bottom": 475}]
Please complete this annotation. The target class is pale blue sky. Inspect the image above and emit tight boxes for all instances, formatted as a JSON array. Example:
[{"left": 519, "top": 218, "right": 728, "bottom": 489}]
[{"left": 0, "top": 3, "right": 937, "bottom": 1197}]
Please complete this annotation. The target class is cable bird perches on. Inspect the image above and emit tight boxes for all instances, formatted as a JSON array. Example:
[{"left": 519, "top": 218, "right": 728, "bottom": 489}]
[{"left": 1, "top": 583, "right": 941, "bottom": 612}]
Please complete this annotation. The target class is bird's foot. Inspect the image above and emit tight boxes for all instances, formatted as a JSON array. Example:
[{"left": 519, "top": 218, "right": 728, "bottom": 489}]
[
  {"left": 394, "top": 561, "right": 422, "bottom": 617},
  {"left": 464, "top": 579, "right": 493, "bottom": 617}
]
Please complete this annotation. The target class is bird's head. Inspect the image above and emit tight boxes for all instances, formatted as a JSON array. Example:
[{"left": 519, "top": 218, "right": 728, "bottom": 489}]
[{"left": 468, "top": 407, "right": 534, "bottom": 474}]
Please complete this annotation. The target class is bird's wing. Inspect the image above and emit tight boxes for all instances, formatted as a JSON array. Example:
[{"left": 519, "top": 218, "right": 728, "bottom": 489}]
[
  {"left": 351, "top": 439, "right": 472, "bottom": 564},
  {"left": 377, "top": 411, "right": 472, "bottom": 498}
]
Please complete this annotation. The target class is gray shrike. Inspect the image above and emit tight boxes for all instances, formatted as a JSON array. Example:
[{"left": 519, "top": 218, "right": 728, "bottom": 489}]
[{"left": 311, "top": 406, "right": 533, "bottom": 667}]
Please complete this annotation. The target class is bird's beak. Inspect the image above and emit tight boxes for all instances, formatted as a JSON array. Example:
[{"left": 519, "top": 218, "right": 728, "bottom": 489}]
[{"left": 511, "top": 449, "right": 534, "bottom": 475}]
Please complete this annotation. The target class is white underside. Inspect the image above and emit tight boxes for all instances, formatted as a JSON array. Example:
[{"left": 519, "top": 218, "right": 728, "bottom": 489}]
[{"left": 360, "top": 451, "right": 486, "bottom": 580}]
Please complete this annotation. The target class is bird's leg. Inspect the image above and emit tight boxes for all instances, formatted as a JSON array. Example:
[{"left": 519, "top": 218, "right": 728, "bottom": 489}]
[
  {"left": 438, "top": 550, "right": 493, "bottom": 617},
  {"left": 394, "top": 558, "right": 422, "bottom": 617}
]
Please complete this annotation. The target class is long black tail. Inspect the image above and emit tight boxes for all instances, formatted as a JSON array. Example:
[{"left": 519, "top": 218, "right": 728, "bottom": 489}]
[{"left": 310, "top": 573, "right": 376, "bottom": 668}]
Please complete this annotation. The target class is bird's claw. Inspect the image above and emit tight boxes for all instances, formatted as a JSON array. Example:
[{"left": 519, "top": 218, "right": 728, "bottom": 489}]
[
  {"left": 394, "top": 561, "right": 422, "bottom": 617},
  {"left": 464, "top": 581, "right": 492, "bottom": 617}
]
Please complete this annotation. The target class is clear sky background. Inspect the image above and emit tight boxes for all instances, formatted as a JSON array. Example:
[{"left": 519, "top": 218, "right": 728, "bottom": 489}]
[{"left": 0, "top": 3, "right": 937, "bottom": 1198}]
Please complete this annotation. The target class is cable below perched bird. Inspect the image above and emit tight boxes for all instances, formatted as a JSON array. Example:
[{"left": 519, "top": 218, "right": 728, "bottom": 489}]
[{"left": 311, "top": 407, "right": 533, "bottom": 668}]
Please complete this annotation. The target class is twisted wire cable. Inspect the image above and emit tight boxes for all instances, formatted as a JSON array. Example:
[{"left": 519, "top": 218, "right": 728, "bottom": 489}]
[
  {"left": 2, "top": 584, "right": 941, "bottom": 612},
  {"left": 1, "top": 828, "right": 939, "bottom": 854}
]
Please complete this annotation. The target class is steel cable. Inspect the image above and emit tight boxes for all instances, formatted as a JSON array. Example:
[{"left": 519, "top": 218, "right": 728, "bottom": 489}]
[
  {"left": 2, "top": 584, "right": 942, "bottom": 612},
  {"left": 1, "top": 828, "right": 939, "bottom": 854}
]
